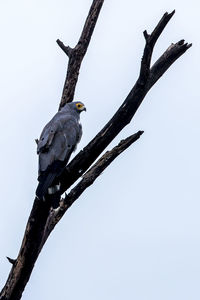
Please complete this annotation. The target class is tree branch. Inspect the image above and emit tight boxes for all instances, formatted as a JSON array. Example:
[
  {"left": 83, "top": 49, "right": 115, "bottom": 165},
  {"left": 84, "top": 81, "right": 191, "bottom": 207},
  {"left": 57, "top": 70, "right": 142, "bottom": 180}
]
[
  {"left": 147, "top": 39, "right": 192, "bottom": 90},
  {"left": 40, "top": 131, "right": 144, "bottom": 246},
  {"left": 58, "top": 0, "right": 104, "bottom": 109}
]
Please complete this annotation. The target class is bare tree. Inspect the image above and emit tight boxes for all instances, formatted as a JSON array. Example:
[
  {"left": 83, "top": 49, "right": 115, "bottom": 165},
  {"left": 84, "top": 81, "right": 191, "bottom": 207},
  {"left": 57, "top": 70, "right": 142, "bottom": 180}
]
[{"left": 0, "top": 1, "right": 191, "bottom": 299}]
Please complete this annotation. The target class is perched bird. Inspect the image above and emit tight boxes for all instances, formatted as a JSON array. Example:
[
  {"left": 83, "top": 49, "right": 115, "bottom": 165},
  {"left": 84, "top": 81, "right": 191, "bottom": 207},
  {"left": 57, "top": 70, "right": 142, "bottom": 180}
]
[{"left": 36, "top": 101, "right": 86, "bottom": 201}]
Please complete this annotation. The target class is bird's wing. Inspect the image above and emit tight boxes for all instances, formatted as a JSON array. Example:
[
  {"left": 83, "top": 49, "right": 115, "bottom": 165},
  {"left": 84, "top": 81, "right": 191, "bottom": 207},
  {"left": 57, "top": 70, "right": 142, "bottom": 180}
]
[
  {"left": 73, "top": 123, "right": 82, "bottom": 151},
  {"left": 38, "top": 114, "right": 80, "bottom": 171},
  {"left": 37, "top": 118, "right": 59, "bottom": 154},
  {"left": 55, "top": 118, "right": 81, "bottom": 160}
]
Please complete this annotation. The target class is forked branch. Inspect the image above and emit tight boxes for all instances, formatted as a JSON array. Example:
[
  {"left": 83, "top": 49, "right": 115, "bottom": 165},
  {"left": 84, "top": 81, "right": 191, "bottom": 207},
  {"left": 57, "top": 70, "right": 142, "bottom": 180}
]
[
  {"left": 40, "top": 131, "right": 144, "bottom": 247},
  {"left": 58, "top": 0, "right": 104, "bottom": 109},
  {"left": 58, "top": 11, "right": 191, "bottom": 196},
  {"left": 139, "top": 10, "right": 175, "bottom": 84}
]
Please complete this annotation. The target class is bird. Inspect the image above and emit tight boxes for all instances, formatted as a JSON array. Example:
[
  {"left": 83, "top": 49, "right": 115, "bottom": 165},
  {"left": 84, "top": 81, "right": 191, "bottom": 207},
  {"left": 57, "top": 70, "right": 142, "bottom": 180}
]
[{"left": 36, "top": 101, "right": 86, "bottom": 202}]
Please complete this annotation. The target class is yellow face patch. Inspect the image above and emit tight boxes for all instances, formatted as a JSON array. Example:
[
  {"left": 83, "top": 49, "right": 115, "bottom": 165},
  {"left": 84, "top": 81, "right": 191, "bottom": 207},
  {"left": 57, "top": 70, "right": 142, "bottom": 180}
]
[{"left": 76, "top": 102, "right": 84, "bottom": 110}]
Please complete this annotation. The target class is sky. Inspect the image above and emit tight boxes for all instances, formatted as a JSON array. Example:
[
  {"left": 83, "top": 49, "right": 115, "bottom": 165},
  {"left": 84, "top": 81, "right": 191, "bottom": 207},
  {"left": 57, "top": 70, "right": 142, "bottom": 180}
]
[{"left": 0, "top": 0, "right": 199, "bottom": 299}]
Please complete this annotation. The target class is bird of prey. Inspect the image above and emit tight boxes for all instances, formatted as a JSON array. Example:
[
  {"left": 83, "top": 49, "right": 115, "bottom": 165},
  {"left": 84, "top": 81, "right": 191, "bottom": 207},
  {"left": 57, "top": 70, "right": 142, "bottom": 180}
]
[{"left": 36, "top": 101, "right": 86, "bottom": 200}]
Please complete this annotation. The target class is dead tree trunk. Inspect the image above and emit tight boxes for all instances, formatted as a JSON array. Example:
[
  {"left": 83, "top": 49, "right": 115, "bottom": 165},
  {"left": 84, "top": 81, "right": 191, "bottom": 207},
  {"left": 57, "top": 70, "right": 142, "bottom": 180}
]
[{"left": 0, "top": 1, "right": 191, "bottom": 299}]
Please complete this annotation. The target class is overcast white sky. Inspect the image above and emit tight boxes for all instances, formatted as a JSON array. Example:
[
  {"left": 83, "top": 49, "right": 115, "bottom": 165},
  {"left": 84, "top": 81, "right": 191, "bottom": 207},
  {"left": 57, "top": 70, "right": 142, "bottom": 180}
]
[{"left": 0, "top": 0, "right": 199, "bottom": 299}]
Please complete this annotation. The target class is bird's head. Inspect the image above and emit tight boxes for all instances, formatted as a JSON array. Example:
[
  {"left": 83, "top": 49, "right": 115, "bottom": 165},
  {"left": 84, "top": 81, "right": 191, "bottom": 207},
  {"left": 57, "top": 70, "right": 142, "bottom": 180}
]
[
  {"left": 62, "top": 101, "right": 86, "bottom": 114},
  {"left": 71, "top": 101, "right": 86, "bottom": 113}
]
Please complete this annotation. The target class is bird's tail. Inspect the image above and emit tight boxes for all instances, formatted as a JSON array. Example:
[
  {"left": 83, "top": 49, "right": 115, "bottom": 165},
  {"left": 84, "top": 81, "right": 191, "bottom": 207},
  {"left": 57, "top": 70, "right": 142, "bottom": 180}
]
[{"left": 36, "top": 172, "right": 58, "bottom": 200}]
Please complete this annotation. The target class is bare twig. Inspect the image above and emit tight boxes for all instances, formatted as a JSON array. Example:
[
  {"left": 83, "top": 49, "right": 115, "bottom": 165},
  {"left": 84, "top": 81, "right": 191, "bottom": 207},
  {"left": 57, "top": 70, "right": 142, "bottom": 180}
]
[
  {"left": 56, "top": 39, "right": 73, "bottom": 57},
  {"left": 6, "top": 257, "right": 16, "bottom": 266}
]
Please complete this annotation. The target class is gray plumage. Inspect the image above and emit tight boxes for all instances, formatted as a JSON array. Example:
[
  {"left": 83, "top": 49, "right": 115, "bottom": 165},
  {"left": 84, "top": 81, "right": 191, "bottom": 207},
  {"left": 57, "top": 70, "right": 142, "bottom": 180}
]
[{"left": 36, "top": 101, "right": 86, "bottom": 199}]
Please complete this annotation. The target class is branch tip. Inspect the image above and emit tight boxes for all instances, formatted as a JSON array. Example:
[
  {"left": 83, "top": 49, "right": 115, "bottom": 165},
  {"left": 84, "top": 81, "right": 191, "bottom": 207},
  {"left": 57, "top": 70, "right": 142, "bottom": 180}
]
[
  {"left": 125, "top": 130, "right": 144, "bottom": 144},
  {"left": 178, "top": 39, "right": 185, "bottom": 45},
  {"left": 127, "top": 130, "right": 144, "bottom": 142},
  {"left": 170, "top": 9, "right": 176, "bottom": 16},
  {"left": 6, "top": 257, "right": 16, "bottom": 265},
  {"left": 138, "top": 130, "right": 144, "bottom": 136},
  {"left": 56, "top": 39, "right": 72, "bottom": 56},
  {"left": 143, "top": 30, "right": 149, "bottom": 41},
  {"left": 163, "top": 9, "right": 175, "bottom": 19}
]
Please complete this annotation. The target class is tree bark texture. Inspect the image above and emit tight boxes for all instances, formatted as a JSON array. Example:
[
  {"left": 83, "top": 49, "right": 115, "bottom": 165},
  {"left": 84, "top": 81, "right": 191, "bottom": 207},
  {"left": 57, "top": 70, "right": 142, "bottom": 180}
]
[{"left": 0, "top": 1, "right": 191, "bottom": 300}]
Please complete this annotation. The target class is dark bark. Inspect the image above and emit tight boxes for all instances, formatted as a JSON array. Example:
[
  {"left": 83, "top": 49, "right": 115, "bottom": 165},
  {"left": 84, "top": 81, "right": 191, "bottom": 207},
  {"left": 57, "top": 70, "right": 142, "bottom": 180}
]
[
  {"left": 0, "top": 2, "right": 191, "bottom": 300},
  {"left": 0, "top": 199, "right": 50, "bottom": 300}
]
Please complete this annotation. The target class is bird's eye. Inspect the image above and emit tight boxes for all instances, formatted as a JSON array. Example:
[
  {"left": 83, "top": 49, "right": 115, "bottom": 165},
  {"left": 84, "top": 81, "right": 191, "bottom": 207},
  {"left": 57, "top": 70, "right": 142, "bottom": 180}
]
[{"left": 76, "top": 103, "right": 83, "bottom": 109}]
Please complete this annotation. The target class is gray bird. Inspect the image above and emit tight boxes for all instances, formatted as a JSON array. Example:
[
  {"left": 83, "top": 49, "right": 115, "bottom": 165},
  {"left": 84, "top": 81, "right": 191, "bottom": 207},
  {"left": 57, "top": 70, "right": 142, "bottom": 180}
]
[{"left": 36, "top": 101, "right": 86, "bottom": 200}]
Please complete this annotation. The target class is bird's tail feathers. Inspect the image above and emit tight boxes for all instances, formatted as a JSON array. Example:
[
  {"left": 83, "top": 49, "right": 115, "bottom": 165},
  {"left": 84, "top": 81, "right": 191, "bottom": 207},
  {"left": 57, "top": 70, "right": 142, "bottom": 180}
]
[{"left": 36, "top": 172, "right": 58, "bottom": 200}]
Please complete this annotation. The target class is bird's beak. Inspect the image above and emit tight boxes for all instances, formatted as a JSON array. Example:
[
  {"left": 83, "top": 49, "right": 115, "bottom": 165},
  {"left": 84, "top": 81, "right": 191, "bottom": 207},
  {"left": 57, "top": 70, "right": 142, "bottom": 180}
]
[{"left": 83, "top": 107, "right": 86, "bottom": 112}]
